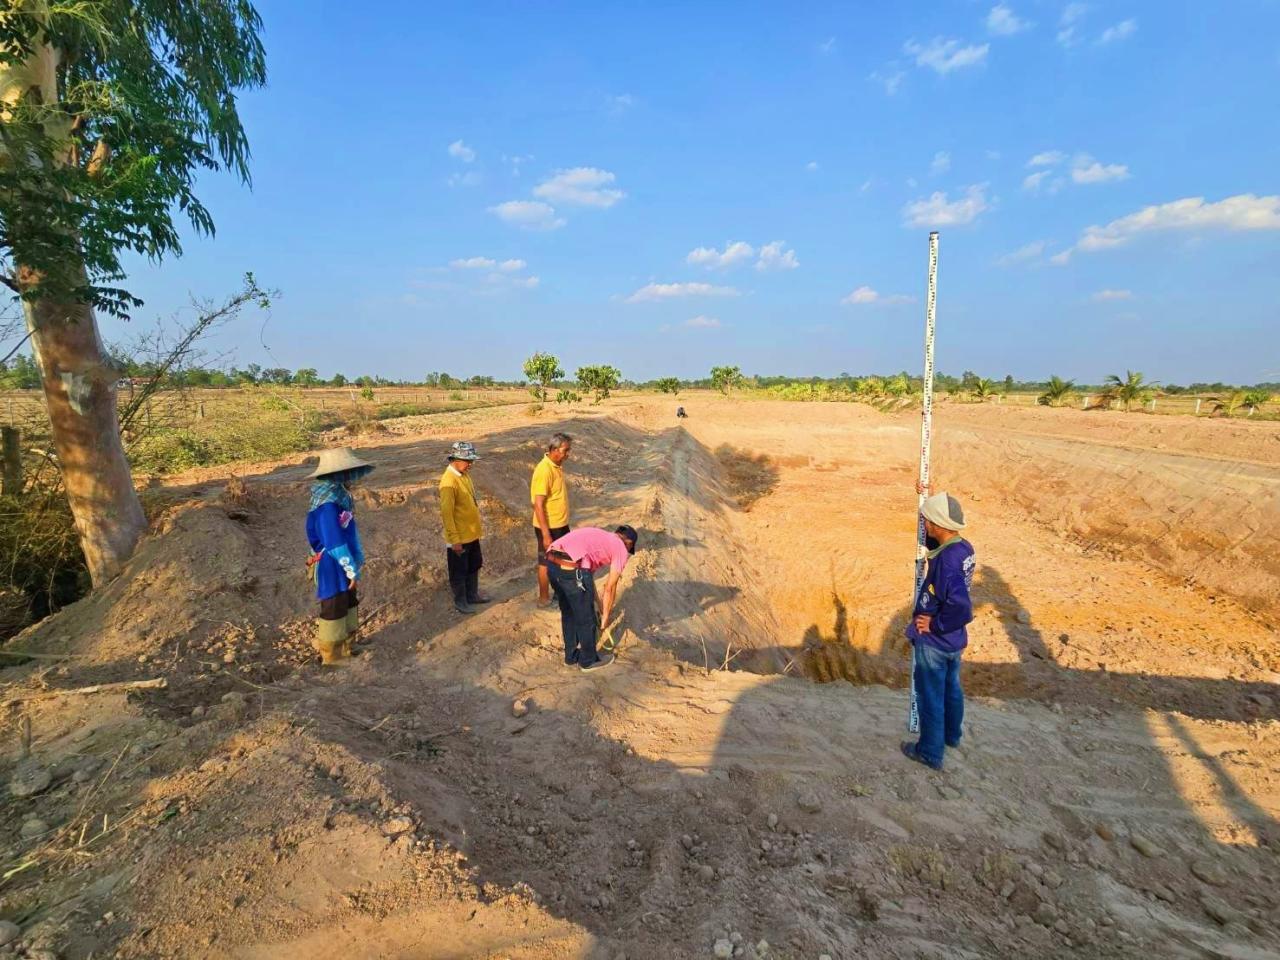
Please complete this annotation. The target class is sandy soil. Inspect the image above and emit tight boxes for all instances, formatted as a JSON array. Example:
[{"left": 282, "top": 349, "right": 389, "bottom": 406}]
[{"left": 1, "top": 395, "right": 1277, "bottom": 960}]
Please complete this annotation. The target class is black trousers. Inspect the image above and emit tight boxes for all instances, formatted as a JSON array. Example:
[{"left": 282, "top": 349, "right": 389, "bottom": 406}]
[
  {"left": 446, "top": 540, "right": 483, "bottom": 601},
  {"left": 546, "top": 561, "right": 601, "bottom": 667},
  {"left": 319, "top": 587, "right": 358, "bottom": 621}
]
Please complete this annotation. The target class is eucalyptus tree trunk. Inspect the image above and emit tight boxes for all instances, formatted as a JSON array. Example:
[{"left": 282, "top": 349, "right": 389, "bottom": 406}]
[
  {"left": 19, "top": 272, "right": 146, "bottom": 585},
  {"left": 2, "top": 31, "right": 146, "bottom": 585}
]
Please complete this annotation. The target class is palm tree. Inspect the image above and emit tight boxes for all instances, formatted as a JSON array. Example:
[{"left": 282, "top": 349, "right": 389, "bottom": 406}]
[
  {"left": 1243, "top": 390, "right": 1272, "bottom": 416},
  {"left": 971, "top": 378, "right": 998, "bottom": 402},
  {"left": 1103, "top": 371, "right": 1156, "bottom": 412},
  {"left": 1038, "top": 375, "right": 1075, "bottom": 407},
  {"left": 1210, "top": 390, "right": 1245, "bottom": 417}
]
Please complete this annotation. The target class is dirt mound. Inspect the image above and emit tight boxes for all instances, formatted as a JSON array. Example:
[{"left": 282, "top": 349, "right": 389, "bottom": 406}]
[{"left": 2, "top": 398, "right": 1278, "bottom": 960}]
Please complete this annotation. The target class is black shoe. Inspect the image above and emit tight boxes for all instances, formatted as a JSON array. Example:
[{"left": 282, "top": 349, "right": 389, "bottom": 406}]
[
  {"left": 565, "top": 650, "right": 580, "bottom": 666},
  {"left": 468, "top": 595, "right": 492, "bottom": 605},
  {"left": 900, "top": 741, "right": 943, "bottom": 771},
  {"left": 454, "top": 598, "right": 476, "bottom": 615},
  {"left": 580, "top": 654, "right": 614, "bottom": 672}
]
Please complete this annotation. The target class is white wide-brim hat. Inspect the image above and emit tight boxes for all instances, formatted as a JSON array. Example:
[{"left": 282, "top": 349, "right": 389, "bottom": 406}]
[
  {"left": 921, "top": 491, "right": 966, "bottom": 531},
  {"left": 309, "top": 447, "right": 374, "bottom": 479}
]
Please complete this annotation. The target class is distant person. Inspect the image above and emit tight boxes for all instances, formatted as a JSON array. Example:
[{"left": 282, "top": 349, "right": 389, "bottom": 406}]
[
  {"left": 439, "top": 441, "right": 488, "bottom": 614},
  {"left": 901, "top": 487, "right": 975, "bottom": 771},
  {"left": 305, "top": 447, "right": 375, "bottom": 664},
  {"left": 532, "top": 432, "right": 573, "bottom": 608},
  {"left": 676, "top": 406, "right": 688, "bottom": 419},
  {"left": 544, "top": 525, "right": 639, "bottom": 671}
]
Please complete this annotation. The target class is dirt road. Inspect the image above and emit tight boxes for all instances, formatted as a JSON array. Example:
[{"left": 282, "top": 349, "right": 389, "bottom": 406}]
[{"left": 1, "top": 396, "right": 1276, "bottom": 959}]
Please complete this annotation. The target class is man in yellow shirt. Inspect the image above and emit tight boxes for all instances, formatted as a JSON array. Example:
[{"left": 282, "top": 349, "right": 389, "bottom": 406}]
[
  {"left": 439, "top": 441, "right": 487, "bottom": 614},
  {"left": 531, "top": 432, "right": 572, "bottom": 607}
]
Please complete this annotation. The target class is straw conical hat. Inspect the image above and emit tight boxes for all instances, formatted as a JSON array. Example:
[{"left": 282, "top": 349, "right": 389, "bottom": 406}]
[{"left": 309, "top": 447, "right": 374, "bottom": 479}]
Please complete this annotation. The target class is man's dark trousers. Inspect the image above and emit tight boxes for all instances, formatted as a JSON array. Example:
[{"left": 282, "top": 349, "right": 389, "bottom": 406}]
[
  {"left": 547, "top": 561, "right": 602, "bottom": 668},
  {"left": 912, "top": 640, "right": 964, "bottom": 768},
  {"left": 447, "top": 540, "right": 483, "bottom": 604}
]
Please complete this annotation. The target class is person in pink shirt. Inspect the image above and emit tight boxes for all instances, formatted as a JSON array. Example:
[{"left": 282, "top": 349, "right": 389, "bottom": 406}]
[{"left": 544, "top": 525, "right": 638, "bottom": 671}]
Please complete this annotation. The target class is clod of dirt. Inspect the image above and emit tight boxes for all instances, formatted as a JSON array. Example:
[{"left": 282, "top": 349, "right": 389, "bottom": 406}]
[
  {"left": 8, "top": 762, "right": 52, "bottom": 798},
  {"left": 766, "top": 813, "right": 778, "bottom": 830},
  {"left": 382, "top": 817, "right": 414, "bottom": 836},
  {"left": 1201, "top": 895, "right": 1240, "bottom": 927},
  {"left": 511, "top": 697, "right": 530, "bottom": 718},
  {"left": 20, "top": 818, "right": 48, "bottom": 839},
  {"left": 1190, "top": 860, "right": 1228, "bottom": 886},
  {"left": 0, "top": 920, "right": 19, "bottom": 945},
  {"left": 713, "top": 938, "right": 733, "bottom": 958},
  {"left": 1094, "top": 823, "right": 1115, "bottom": 842},
  {"left": 796, "top": 793, "right": 822, "bottom": 814},
  {"left": 1129, "top": 834, "right": 1165, "bottom": 858}
]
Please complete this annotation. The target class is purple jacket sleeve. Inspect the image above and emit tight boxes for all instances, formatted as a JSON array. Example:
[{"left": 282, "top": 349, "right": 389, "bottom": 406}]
[{"left": 930, "top": 550, "right": 973, "bottom": 636}]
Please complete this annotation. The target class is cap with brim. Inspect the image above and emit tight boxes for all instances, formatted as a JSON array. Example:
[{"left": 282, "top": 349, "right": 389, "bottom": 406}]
[
  {"left": 447, "top": 441, "right": 481, "bottom": 462},
  {"left": 615, "top": 524, "right": 639, "bottom": 554},
  {"left": 310, "top": 447, "right": 374, "bottom": 479},
  {"left": 921, "top": 492, "right": 966, "bottom": 531}
]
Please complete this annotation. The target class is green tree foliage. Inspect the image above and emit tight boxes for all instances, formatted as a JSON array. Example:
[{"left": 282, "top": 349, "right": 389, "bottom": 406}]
[
  {"left": 1103, "top": 370, "right": 1155, "bottom": 411},
  {"left": 555, "top": 388, "right": 581, "bottom": 404},
  {"left": 294, "top": 368, "right": 319, "bottom": 387},
  {"left": 655, "top": 377, "right": 681, "bottom": 396},
  {"left": 523, "top": 352, "right": 564, "bottom": 403},
  {"left": 1243, "top": 390, "right": 1271, "bottom": 415},
  {"left": 1038, "top": 376, "right": 1075, "bottom": 407},
  {"left": 0, "top": 352, "right": 41, "bottom": 389},
  {"left": 576, "top": 364, "right": 622, "bottom": 404},
  {"left": 710, "top": 365, "right": 744, "bottom": 395},
  {"left": 0, "top": 0, "right": 267, "bottom": 315},
  {"left": 1003, "top": 374, "right": 1014, "bottom": 394},
  {"left": 971, "top": 378, "right": 998, "bottom": 401},
  {"left": 330, "top": 373, "right": 347, "bottom": 387}
]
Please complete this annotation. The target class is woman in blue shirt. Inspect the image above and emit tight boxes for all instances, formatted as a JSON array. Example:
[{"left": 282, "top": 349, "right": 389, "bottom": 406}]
[{"left": 305, "top": 447, "right": 374, "bottom": 664}]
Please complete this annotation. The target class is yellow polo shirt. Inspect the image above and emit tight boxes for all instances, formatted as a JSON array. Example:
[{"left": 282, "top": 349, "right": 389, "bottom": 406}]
[
  {"left": 439, "top": 466, "right": 482, "bottom": 544},
  {"left": 530, "top": 455, "right": 570, "bottom": 528}
]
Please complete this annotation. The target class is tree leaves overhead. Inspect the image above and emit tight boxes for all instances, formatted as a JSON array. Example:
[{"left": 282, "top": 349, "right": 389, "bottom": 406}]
[{"left": 0, "top": 0, "right": 266, "bottom": 314}]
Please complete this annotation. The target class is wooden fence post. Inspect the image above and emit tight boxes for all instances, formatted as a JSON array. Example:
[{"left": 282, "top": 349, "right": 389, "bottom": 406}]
[
  {"left": 2, "top": 426, "right": 21, "bottom": 496},
  {"left": 1194, "top": 398, "right": 1202, "bottom": 415}
]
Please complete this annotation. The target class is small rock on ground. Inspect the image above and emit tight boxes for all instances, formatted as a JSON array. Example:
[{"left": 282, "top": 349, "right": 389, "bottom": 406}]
[
  {"left": 1129, "top": 834, "right": 1164, "bottom": 858},
  {"left": 0, "top": 921, "right": 20, "bottom": 946},
  {"left": 8, "top": 764, "right": 52, "bottom": 799},
  {"left": 1190, "top": 860, "right": 1227, "bottom": 887},
  {"left": 713, "top": 938, "right": 733, "bottom": 958}
]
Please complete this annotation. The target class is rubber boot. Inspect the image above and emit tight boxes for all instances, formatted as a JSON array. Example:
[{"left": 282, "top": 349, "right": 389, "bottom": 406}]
[
  {"left": 452, "top": 581, "right": 475, "bottom": 615},
  {"left": 466, "top": 571, "right": 490, "bottom": 604},
  {"left": 315, "top": 617, "right": 349, "bottom": 665},
  {"left": 345, "top": 607, "right": 360, "bottom": 654}
]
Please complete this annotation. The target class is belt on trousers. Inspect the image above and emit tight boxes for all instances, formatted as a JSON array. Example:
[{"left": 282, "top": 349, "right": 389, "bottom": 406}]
[{"left": 546, "top": 551, "right": 580, "bottom": 571}]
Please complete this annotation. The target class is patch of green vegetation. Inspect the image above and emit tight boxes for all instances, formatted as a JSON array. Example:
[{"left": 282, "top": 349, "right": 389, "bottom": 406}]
[{"left": 129, "top": 411, "right": 313, "bottom": 474}]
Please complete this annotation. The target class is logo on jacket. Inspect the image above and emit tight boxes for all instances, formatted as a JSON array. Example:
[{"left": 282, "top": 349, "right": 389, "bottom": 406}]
[{"left": 339, "top": 510, "right": 353, "bottom": 528}]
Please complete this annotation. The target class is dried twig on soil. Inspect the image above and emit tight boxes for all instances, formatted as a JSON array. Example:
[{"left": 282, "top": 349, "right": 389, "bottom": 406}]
[{"left": 2, "top": 677, "right": 166, "bottom": 706}]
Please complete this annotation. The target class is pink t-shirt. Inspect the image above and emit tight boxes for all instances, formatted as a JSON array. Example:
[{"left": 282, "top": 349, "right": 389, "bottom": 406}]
[{"left": 549, "top": 527, "right": 630, "bottom": 573}]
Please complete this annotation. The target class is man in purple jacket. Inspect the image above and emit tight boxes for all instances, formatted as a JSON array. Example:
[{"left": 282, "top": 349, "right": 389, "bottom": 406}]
[{"left": 901, "top": 490, "right": 976, "bottom": 771}]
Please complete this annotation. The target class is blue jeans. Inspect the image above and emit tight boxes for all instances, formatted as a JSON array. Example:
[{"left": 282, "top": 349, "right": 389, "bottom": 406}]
[
  {"left": 546, "top": 562, "right": 601, "bottom": 667},
  {"left": 912, "top": 642, "right": 964, "bottom": 767}
]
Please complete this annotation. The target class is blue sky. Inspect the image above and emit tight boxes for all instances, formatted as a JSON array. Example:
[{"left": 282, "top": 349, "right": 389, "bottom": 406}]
[{"left": 105, "top": 0, "right": 1280, "bottom": 384}]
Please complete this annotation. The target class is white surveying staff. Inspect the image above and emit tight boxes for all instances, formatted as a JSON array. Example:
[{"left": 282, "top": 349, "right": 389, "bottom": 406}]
[{"left": 908, "top": 230, "right": 939, "bottom": 733}]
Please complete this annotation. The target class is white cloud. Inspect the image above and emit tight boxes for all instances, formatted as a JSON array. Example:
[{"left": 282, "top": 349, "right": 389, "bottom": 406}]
[
  {"left": 902, "top": 184, "right": 990, "bottom": 227},
  {"left": 626, "top": 282, "right": 741, "bottom": 303},
  {"left": 841, "top": 285, "right": 914, "bottom": 306},
  {"left": 1054, "top": 194, "right": 1280, "bottom": 263},
  {"left": 819, "top": 36, "right": 836, "bottom": 54},
  {"left": 488, "top": 200, "right": 565, "bottom": 231},
  {"left": 986, "top": 149, "right": 1002, "bottom": 161},
  {"left": 1057, "top": 2, "right": 1089, "bottom": 46},
  {"left": 869, "top": 67, "right": 906, "bottom": 95},
  {"left": 755, "top": 241, "right": 799, "bottom": 271},
  {"left": 860, "top": 179, "right": 874, "bottom": 193},
  {"left": 450, "top": 257, "right": 496, "bottom": 270},
  {"left": 503, "top": 153, "right": 534, "bottom": 176},
  {"left": 1022, "top": 170, "right": 1052, "bottom": 192},
  {"left": 447, "top": 171, "right": 482, "bottom": 188},
  {"left": 1071, "top": 155, "right": 1130, "bottom": 184},
  {"left": 1092, "top": 288, "right": 1132, "bottom": 301},
  {"left": 687, "top": 241, "right": 756, "bottom": 269},
  {"left": 499, "top": 258, "right": 526, "bottom": 272},
  {"left": 492, "top": 274, "right": 540, "bottom": 290},
  {"left": 448, "top": 139, "right": 476, "bottom": 163},
  {"left": 1070, "top": 194, "right": 1280, "bottom": 255},
  {"left": 686, "top": 315, "right": 722, "bottom": 328},
  {"left": 987, "top": 5, "right": 1031, "bottom": 35},
  {"left": 996, "top": 240, "right": 1047, "bottom": 265},
  {"left": 1049, "top": 250, "right": 1073, "bottom": 266},
  {"left": 608, "top": 93, "right": 635, "bottom": 115},
  {"left": 806, "top": 161, "right": 819, "bottom": 172},
  {"left": 903, "top": 37, "right": 990, "bottom": 74},
  {"left": 1027, "top": 150, "right": 1066, "bottom": 168},
  {"left": 1098, "top": 18, "right": 1136, "bottom": 44},
  {"left": 930, "top": 151, "right": 951, "bottom": 175},
  {"left": 533, "top": 167, "right": 625, "bottom": 208}
]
